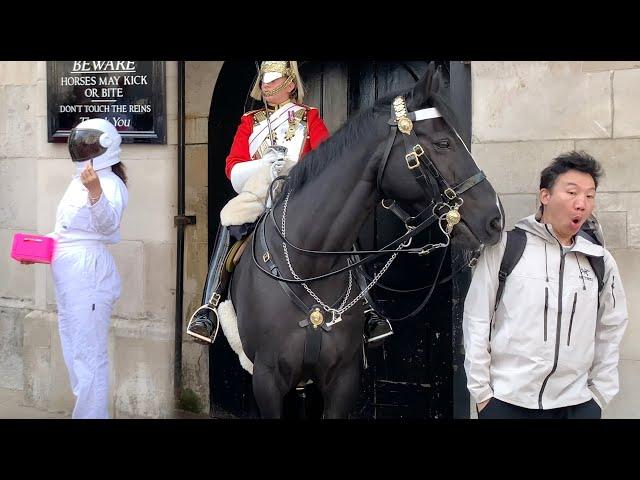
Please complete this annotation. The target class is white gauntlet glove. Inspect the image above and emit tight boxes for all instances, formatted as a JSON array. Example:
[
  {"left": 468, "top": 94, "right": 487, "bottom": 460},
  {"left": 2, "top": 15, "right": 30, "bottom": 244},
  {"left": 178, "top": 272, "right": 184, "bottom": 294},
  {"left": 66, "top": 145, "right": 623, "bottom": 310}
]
[
  {"left": 263, "top": 146, "right": 287, "bottom": 174},
  {"left": 263, "top": 145, "right": 287, "bottom": 161},
  {"left": 230, "top": 145, "right": 288, "bottom": 193}
]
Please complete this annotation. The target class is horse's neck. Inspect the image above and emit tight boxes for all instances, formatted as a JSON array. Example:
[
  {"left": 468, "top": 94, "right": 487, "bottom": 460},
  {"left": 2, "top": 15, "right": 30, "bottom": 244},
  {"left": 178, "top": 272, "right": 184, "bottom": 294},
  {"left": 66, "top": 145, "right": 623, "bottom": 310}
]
[{"left": 282, "top": 149, "right": 379, "bottom": 266}]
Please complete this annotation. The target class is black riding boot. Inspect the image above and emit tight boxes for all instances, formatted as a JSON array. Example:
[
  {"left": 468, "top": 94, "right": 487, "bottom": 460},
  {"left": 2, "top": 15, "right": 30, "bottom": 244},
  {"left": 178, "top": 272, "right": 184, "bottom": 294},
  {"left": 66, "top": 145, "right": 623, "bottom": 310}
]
[
  {"left": 363, "top": 303, "right": 393, "bottom": 346},
  {"left": 186, "top": 225, "right": 233, "bottom": 345}
]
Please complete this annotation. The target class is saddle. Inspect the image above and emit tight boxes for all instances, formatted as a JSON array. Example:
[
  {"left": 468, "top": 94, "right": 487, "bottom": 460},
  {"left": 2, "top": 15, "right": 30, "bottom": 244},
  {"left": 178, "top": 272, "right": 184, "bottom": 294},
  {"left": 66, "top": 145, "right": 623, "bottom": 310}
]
[{"left": 225, "top": 234, "right": 252, "bottom": 273}]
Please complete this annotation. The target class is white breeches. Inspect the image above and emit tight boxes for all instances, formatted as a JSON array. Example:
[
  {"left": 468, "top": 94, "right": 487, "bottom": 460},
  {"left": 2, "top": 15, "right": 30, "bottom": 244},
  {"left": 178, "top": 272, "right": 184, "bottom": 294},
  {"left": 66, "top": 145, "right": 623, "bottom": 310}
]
[{"left": 52, "top": 243, "right": 121, "bottom": 419}]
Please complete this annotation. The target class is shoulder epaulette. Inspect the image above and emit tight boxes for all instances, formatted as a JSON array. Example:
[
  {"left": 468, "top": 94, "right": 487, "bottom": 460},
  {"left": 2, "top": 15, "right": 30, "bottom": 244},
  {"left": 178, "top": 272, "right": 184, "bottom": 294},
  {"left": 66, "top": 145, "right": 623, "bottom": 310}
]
[{"left": 243, "top": 109, "right": 267, "bottom": 125}]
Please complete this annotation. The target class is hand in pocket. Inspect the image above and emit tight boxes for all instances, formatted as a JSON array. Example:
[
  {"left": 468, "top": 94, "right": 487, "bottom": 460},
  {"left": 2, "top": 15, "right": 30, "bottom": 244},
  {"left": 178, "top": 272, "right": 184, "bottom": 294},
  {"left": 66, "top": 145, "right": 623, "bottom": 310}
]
[{"left": 477, "top": 398, "right": 492, "bottom": 413}]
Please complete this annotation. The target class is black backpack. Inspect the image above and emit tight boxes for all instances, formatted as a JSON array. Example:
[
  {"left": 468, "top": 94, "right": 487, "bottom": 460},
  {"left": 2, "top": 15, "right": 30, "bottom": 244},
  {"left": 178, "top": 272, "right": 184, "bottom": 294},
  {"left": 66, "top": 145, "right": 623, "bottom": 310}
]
[{"left": 495, "top": 226, "right": 605, "bottom": 311}]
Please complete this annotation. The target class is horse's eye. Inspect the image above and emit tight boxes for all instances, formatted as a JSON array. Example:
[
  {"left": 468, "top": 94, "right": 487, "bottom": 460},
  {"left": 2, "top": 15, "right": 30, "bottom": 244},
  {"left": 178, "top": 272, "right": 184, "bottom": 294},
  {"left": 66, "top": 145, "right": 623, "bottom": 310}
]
[{"left": 434, "top": 139, "right": 450, "bottom": 149}]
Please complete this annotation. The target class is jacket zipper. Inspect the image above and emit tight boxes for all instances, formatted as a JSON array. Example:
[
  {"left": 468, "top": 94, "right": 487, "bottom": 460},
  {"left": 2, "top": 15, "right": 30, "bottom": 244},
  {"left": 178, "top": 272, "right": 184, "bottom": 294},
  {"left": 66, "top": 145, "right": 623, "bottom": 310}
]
[
  {"left": 567, "top": 292, "right": 577, "bottom": 346},
  {"left": 612, "top": 275, "right": 616, "bottom": 308},
  {"left": 539, "top": 226, "right": 565, "bottom": 409},
  {"left": 544, "top": 287, "right": 548, "bottom": 342}
]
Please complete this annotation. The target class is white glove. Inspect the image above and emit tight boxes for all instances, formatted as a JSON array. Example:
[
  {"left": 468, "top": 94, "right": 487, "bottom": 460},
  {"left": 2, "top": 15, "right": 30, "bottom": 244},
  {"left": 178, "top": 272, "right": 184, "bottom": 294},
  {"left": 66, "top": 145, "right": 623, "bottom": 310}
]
[
  {"left": 264, "top": 145, "right": 287, "bottom": 160},
  {"left": 230, "top": 146, "right": 288, "bottom": 194},
  {"left": 270, "top": 159, "right": 286, "bottom": 181},
  {"left": 260, "top": 145, "right": 287, "bottom": 167}
]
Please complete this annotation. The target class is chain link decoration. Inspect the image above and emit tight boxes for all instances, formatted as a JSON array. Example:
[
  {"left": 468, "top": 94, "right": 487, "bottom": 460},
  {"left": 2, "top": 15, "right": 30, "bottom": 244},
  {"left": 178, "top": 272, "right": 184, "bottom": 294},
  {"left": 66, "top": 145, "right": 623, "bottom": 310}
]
[
  {"left": 261, "top": 75, "right": 295, "bottom": 97},
  {"left": 280, "top": 192, "right": 404, "bottom": 323}
]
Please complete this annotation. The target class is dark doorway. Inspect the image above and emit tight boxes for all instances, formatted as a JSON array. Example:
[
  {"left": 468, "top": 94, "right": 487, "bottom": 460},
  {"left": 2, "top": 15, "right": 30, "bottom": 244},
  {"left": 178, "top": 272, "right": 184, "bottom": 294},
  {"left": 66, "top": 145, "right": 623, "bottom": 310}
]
[
  {"left": 207, "top": 61, "right": 260, "bottom": 418},
  {"left": 207, "top": 61, "right": 472, "bottom": 418}
]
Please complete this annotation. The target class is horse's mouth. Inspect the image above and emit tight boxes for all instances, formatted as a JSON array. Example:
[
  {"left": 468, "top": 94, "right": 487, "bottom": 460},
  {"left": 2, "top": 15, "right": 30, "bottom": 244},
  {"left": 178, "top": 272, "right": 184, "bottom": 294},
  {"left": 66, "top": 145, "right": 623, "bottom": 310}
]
[{"left": 449, "top": 220, "right": 479, "bottom": 250}]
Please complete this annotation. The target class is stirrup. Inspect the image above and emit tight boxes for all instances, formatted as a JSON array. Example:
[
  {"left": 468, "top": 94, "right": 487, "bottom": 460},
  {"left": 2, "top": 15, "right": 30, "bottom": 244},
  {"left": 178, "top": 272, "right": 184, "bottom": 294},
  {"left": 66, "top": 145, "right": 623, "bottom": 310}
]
[
  {"left": 186, "top": 304, "right": 220, "bottom": 344},
  {"left": 366, "top": 329, "right": 394, "bottom": 344},
  {"left": 365, "top": 317, "right": 394, "bottom": 344}
]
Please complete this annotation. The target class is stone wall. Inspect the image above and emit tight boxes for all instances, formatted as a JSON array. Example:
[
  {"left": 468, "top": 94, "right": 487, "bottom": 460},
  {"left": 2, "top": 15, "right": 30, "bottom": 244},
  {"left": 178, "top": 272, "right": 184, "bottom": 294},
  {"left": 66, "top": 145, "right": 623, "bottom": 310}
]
[
  {"left": 472, "top": 61, "right": 640, "bottom": 418},
  {"left": 0, "top": 61, "right": 177, "bottom": 418}
]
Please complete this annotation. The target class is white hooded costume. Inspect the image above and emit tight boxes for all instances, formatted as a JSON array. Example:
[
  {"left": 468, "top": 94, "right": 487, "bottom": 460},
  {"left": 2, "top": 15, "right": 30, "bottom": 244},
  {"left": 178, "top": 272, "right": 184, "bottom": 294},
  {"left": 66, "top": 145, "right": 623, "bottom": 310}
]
[{"left": 50, "top": 119, "right": 128, "bottom": 419}]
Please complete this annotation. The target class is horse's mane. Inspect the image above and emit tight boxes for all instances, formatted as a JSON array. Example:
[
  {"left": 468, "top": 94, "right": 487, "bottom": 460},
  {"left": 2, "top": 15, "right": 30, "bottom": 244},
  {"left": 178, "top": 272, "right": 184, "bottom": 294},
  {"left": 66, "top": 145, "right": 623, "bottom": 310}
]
[
  {"left": 282, "top": 110, "right": 372, "bottom": 195},
  {"left": 278, "top": 70, "right": 460, "bottom": 202}
]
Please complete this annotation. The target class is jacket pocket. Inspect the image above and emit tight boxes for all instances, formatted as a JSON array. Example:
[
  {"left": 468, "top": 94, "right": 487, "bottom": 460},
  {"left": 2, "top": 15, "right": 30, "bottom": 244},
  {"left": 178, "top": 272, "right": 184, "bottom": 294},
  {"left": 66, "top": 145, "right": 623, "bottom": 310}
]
[
  {"left": 567, "top": 292, "right": 577, "bottom": 346},
  {"left": 544, "top": 287, "right": 549, "bottom": 342}
]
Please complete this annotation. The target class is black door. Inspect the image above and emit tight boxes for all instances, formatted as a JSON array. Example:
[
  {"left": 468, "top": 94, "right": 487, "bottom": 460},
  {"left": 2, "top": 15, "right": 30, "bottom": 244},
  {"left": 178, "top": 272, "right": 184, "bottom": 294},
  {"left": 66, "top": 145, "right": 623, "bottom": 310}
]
[{"left": 207, "top": 61, "right": 471, "bottom": 418}]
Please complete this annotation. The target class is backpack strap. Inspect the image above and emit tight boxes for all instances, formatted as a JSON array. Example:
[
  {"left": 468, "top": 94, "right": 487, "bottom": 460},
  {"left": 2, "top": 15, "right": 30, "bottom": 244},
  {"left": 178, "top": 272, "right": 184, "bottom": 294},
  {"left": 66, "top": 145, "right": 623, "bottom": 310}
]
[
  {"left": 587, "top": 255, "right": 605, "bottom": 296},
  {"left": 578, "top": 226, "right": 605, "bottom": 296},
  {"left": 495, "top": 228, "right": 527, "bottom": 311}
]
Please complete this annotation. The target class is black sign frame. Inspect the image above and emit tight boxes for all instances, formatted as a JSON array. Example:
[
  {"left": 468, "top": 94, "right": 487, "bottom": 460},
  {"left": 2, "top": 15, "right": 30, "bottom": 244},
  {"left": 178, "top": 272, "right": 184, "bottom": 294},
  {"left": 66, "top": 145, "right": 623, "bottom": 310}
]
[{"left": 47, "top": 61, "right": 166, "bottom": 144}]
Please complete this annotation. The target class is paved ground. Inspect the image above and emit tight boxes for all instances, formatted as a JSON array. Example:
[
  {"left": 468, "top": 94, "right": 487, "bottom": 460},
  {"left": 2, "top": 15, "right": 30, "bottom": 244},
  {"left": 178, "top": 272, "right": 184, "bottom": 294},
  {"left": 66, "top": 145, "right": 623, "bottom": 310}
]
[
  {"left": 0, "top": 387, "right": 69, "bottom": 419},
  {"left": 0, "top": 387, "right": 209, "bottom": 419}
]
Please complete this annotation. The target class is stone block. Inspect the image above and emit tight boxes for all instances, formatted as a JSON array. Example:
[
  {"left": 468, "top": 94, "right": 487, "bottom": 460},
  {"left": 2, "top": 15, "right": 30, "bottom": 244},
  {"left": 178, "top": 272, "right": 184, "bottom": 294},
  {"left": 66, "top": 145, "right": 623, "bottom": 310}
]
[
  {"left": 473, "top": 61, "right": 611, "bottom": 142},
  {"left": 186, "top": 61, "right": 223, "bottom": 117},
  {"left": 498, "top": 194, "right": 538, "bottom": 230},
  {"left": 0, "top": 157, "right": 37, "bottom": 229},
  {"left": 613, "top": 69, "right": 640, "bottom": 137},
  {"left": 575, "top": 139, "right": 640, "bottom": 192},
  {"left": 603, "top": 359, "right": 640, "bottom": 419},
  {"left": 143, "top": 242, "right": 176, "bottom": 318},
  {"left": 472, "top": 140, "right": 575, "bottom": 194},
  {"left": 0, "top": 307, "right": 26, "bottom": 389},
  {"left": 0, "top": 229, "right": 35, "bottom": 302},
  {"left": 112, "top": 318, "right": 173, "bottom": 418},
  {"left": 583, "top": 61, "right": 640, "bottom": 72},
  {"left": 108, "top": 241, "right": 145, "bottom": 318},
  {"left": 595, "top": 211, "right": 626, "bottom": 249}
]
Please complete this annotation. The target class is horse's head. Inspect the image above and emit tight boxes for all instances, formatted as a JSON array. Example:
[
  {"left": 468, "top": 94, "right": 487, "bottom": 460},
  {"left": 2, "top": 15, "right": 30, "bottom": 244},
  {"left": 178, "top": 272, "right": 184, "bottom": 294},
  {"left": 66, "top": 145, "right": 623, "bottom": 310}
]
[{"left": 376, "top": 63, "right": 503, "bottom": 252}]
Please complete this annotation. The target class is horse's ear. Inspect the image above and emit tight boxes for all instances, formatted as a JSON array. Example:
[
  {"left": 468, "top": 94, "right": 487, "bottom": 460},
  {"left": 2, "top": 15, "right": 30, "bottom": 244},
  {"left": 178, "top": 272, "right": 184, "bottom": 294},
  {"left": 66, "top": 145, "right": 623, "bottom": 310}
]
[{"left": 407, "top": 62, "right": 439, "bottom": 110}]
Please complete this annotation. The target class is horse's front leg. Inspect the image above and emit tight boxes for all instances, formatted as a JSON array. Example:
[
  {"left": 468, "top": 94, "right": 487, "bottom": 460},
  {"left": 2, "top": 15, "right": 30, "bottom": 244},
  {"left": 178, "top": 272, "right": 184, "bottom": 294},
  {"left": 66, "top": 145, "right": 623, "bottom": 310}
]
[
  {"left": 252, "top": 357, "right": 290, "bottom": 419},
  {"left": 319, "top": 361, "right": 362, "bottom": 419}
]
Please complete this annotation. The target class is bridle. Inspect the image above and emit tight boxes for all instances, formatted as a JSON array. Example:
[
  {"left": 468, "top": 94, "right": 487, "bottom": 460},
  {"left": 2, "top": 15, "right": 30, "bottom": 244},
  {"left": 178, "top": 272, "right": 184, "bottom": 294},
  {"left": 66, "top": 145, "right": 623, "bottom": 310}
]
[
  {"left": 251, "top": 94, "right": 490, "bottom": 323},
  {"left": 376, "top": 96, "right": 487, "bottom": 239}
]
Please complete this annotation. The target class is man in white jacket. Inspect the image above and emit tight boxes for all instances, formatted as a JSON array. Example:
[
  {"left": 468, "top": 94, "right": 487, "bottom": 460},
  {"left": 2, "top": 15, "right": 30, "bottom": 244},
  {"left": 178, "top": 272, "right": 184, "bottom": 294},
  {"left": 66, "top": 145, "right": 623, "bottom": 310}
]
[{"left": 463, "top": 151, "right": 628, "bottom": 419}]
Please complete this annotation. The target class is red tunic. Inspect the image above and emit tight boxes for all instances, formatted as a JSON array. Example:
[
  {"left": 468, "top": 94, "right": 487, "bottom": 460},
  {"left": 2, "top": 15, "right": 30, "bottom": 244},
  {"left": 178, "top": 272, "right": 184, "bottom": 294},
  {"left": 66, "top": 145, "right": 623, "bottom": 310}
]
[{"left": 224, "top": 105, "right": 329, "bottom": 179}]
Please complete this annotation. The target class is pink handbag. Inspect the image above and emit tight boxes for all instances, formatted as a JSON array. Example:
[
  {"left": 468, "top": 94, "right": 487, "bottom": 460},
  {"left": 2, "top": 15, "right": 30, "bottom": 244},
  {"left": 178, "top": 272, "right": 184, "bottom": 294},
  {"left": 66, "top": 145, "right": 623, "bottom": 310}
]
[{"left": 10, "top": 233, "right": 56, "bottom": 264}]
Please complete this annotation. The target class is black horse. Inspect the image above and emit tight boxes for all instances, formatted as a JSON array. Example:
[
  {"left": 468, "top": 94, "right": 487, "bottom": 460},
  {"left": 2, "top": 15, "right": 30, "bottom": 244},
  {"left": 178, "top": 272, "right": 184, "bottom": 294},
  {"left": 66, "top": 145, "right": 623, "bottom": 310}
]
[{"left": 227, "top": 64, "right": 503, "bottom": 418}]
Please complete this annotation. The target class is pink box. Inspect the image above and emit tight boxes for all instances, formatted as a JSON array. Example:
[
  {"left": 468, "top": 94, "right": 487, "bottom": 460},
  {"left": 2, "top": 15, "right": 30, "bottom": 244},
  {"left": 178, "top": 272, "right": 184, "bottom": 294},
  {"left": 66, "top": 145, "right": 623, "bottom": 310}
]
[{"left": 10, "top": 233, "right": 56, "bottom": 264}]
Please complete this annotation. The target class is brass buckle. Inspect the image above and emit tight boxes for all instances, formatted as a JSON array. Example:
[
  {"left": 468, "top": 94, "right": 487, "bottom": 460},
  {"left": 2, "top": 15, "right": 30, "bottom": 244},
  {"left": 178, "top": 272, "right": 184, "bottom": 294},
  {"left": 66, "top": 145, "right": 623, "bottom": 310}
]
[
  {"left": 444, "top": 188, "right": 457, "bottom": 200},
  {"left": 263, "top": 251, "right": 270, "bottom": 263},
  {"left": 413, "top": 144, "right": 425, "bottom": 157},
  {"left": 210, "top": 292, "right": 221, "bottom": 307},
  {"left": 405, "top": 152, "right": 420, "bottom": 170}
]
